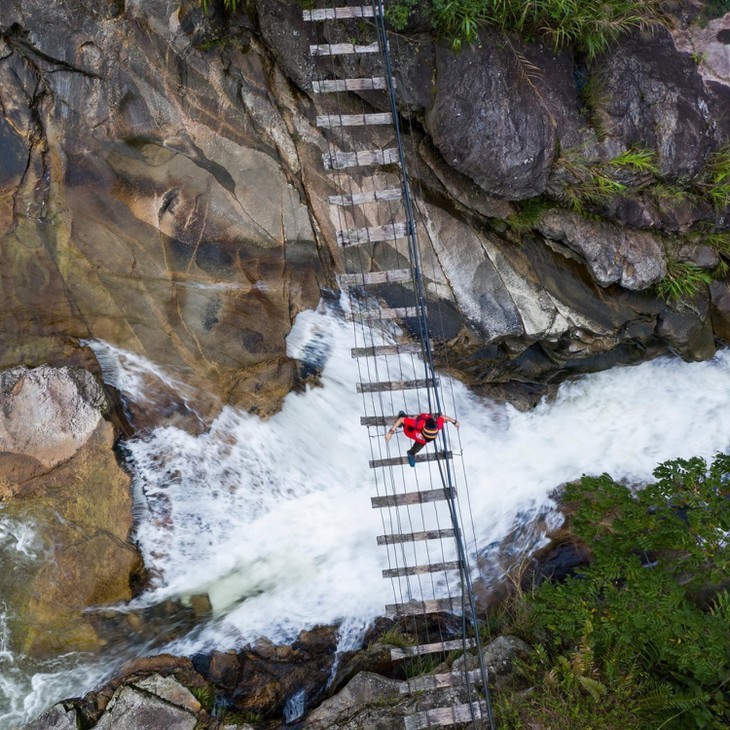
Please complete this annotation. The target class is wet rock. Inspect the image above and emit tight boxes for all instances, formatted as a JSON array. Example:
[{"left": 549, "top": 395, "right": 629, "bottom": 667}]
[
  {"left": 658, "top": 297, "right": 716, "bottom": 361},
  {"left": 0, "top": 365, "right": 140, "bottom": 657},
  {"left": 22, "top": 703, "right": 79, "bottom": 730},
  {"left": 710, "top": 279, "right": 730, "bottom": 343},
  {"left": 0, "top": 0, "right": 323, "bottom": 422}
]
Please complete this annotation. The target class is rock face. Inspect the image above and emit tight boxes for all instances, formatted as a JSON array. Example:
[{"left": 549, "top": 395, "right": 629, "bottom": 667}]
[
  {"left": 0, "top": 366, "right": 140, "bottom": 657},
  {"left": 425, "top": 39, "right": 558, "bottom": 200},
  {"left": 0, "top": 0, "right": 323, "bottom": 422},
  {"left": 0, "top": 1, "right": 727, "bottom": 403}
]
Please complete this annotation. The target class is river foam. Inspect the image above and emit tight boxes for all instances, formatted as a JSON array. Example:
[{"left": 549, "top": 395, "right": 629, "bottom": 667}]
[{"left": 1, "top": 302, "right": 729, "bottom": 726}]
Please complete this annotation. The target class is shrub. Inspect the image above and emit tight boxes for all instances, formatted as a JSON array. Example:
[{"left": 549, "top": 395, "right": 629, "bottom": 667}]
[
  {"left": 422, "top": 0, "right": 663, "bottom": 57},
  {"left": 517, "top": 454, "right": 730, "bottom": 729}
]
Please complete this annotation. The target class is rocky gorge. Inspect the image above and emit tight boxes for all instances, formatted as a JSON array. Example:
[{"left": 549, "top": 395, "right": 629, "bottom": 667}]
[{"left": 1, "top": 0, "right": 729, "bottom": 727}]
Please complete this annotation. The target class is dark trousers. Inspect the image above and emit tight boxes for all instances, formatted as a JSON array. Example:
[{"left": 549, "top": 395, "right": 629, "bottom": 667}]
[{"left": 407, "top": 440, "right": 433, "bottom": 456}]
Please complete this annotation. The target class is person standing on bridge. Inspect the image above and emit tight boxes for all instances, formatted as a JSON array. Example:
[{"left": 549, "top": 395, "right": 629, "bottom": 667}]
[{"left": 385, "top": 411, "right": 459, "bottom": 467}]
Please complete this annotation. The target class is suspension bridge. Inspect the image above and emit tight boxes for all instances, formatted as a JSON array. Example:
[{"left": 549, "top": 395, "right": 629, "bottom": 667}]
[{"left": 304, "top": 3, "right": 495, "bottom": 728}]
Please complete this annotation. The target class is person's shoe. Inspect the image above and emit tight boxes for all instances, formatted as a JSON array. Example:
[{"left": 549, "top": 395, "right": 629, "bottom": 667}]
[{"left": 407, "top": 452, "right": 416, "bottom": 467}]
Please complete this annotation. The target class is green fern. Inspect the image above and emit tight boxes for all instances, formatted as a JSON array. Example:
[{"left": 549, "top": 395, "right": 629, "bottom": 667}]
[{"left": 654, "top": 259, "right": 713, "bottom": 302}]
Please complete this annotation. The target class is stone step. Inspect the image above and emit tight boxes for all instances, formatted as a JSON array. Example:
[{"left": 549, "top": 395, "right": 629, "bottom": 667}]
[
  {"left": 371, "top": 487, "right": 455, "bottom": 509},
  {"left": 390, "top": 638, "right": 476, "bottom": 661},
  {"left": 349, "top": 306, "right": 420, "bottom": 322},
  {"left": 337, "top": 222, "right": 408, "bottom": 246},
  {"left": 383, "top": 560, "right": 461, "bottom": 579},
  {"left": 356, "top": 377, "right": 437, "bottom": 393},
  {"left": 323, "top": 147, "right": 399, "bottom": 170},
  {"left": 369, "top": 451, "right": 452, "bottom": 469},
  {"left": 400, "top": 668, "right": 484, "bottom": 694},
  {"left": 310, "top": 42, "right": 380, "bottom": 57},
  {"left": 385, "top": 597, "right": 461, "bottom": 618},
  {"left": 403, "top": 702, "right": 488, "bottom": 730},
  {"left": 317, "top": 112, "right": 393, "bottom": 128},
  {"left": 303, "top": 6, "right": 377, "bottom": 21},
  {"left": 340, "top": 268, "right": 412, "bottom": 287},
  {"left": 313, "top": 77, "right": 389, "bottom": 94},
  {"left": 329, "top": 188, "right": 402, "bottom": 206},
  {"left": 352, "top": 343, "right": 424, "bottom": 360},
  {"left": 377, "top": 528, "right": 456, "bottom": 546}
]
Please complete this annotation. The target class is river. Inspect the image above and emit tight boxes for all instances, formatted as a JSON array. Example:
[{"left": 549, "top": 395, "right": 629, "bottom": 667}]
[{"left": 1, "top": 300, "right": 729, "bottom": 727}]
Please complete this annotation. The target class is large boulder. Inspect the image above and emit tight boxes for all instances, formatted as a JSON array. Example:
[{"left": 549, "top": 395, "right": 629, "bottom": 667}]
[
  {"left": 425, "top": 37, "right": 559, "bottom": 200},
  {"left": 0, "top": 366, "right": 141, "bottom": 657}
]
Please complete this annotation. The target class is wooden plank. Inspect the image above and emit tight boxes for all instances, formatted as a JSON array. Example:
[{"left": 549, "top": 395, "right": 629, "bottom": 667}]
[
  {"left": 400, "top": 669, "right": 483, "bottom": 694},
  {"left": 371, "top": 487, "right": 454, "bottom": 509},
  {"left": 303, "top": 6, "right": 376, "bottom": 21},
  {"left": 369, "top": 451, "right": 452, "bottom": 469},
  {"left": 323, "top": 147, "right": 399, "bottom": 170},
  {"left": 357, "top": 377, "right": 436, "bottom": 393},
  {"left": 349, "top": 306, "right": 420, "bottom": 322},
  {"left": 317, "top": 112, "right": 393, "bottom": 128},
  {"left": 337, "top": 222, "right": 407, "bottom": 246},
  {"left": 404, "top": 702, "right": 487, "bottom": 730},
  {"left": 310, "top": 42, "right": 380, "bottom": 57},
  {"left": 329, "top": 187, "right": 402, "bottom": 206},
  {"left": 385, "top": 598, "right": 460, "bottom": 618},
  {"left": 377, "top": 528, "right": 456, "bottom": 546},
  {"left": 352, "top": 343, "right": 424, "bottom": 360},
  {"left": 313, "top": 77, "right": 389, "bottom": 93},
  {"left": 383, "top": 560, "right": 461, "bottom": 578},
  {"left": 390, "top": 638, "right": 476, "bottom": 660},
  {"left": 340, "top": 268, "right": 411, "bottom": 287}
]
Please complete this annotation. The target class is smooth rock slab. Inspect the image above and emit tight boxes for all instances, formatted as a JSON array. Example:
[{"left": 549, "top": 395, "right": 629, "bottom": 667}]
[
  {"left": 94, "top": 685, "right": 197, "bottom": 730},
  {"left": 133, "top": 674, "right": 202, "bottom": 714}
]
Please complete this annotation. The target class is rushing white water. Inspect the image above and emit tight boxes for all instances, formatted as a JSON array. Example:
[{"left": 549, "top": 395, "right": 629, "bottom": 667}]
[{"left": 2, "top": 301, "right": 730, "bottom": 727}]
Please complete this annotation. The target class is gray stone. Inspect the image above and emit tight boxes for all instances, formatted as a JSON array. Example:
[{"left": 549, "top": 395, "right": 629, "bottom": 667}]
[
  {"left": 425, "top": 37, "right": 557, "bottom": 200},
  {"left": 596, "top": 29, "right": 716, "bottom": 179},
  {"left": 302, "top": 672, "right": 402, "bottom": 730},
  {"left": 94, "top": 685, "right": 198, "bottom": 730},
  {"left": 453, "top": 635, "right": 531, "bottom": 676},
  {"left": 21, "top": 703, "right": 78, "bottom": 730},
  {"left": 132, "top": 674, "right": 202, "bottom": 713},
  {"left": 537, "top": 210, "right": 667, "bottom": 290}
]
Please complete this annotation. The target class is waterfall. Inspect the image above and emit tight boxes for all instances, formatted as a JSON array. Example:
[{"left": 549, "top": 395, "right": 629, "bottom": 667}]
[{"left": 1, "top": 301, "right": 729, "bottom": 727}]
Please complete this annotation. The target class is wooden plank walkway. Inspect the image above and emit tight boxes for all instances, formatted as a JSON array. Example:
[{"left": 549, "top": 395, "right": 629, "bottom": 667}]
[
  {"left": 323, "top": 147, "right": 399, "bottom": 170},
  {"left": 303, "top": 6, "right": 376, "bottom": 21},
  {"left": 357, "top": 377, "right": 437, "bottom": 393},
  {"left": 390, "top": 638, "right": 475, "bottom": 660},
  {"left": 369, "top": 451, "right": 452, "bottom": 469},
  {"left": 340, "top": 268, "right": 412, "bottom": 287},
  {"left": 313, "top": 77, "right": 389, "bottom": 93},
  {"left": 371, "top": 487, "right": 454, "bottom": 509},
  {"left": 377, "top": 528, "right": 456, "bottom": 546}
]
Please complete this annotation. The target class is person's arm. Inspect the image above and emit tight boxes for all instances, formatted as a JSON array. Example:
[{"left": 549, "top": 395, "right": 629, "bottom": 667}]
[
  {"left": 442, "top": 414, "right": 460, "bottom": 430},
  {"left": 385, "top": 416, "right": 406, "bottom": 442}
]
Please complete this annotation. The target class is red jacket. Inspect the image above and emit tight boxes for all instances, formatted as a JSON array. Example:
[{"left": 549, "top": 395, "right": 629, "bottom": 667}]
[{"left": 402, "top": 413, "right": 444, "bottom": 444}]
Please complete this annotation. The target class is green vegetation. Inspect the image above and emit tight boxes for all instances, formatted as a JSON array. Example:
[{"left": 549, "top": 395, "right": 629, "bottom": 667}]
[
  {"left": 493, "top": 454, "right": 730, "bottom": 729},
  {"left": 200, "top": 0, "right": 239, "bottom": 15},
  {"left": 654, "top": 260, "right": 714, "bottom": 303},
  {"left": 190, "top": 684, "right": 216, "bottom": 711},
  {"left": 553, "top": 146, "right": 658, "bottom": 211},
  {"left": 386, "top": 0, "right": 663, "bottom": 57}
]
